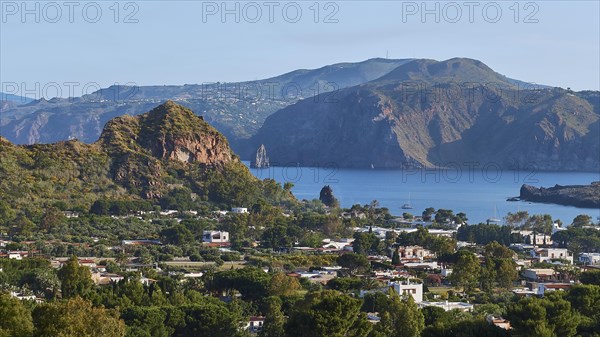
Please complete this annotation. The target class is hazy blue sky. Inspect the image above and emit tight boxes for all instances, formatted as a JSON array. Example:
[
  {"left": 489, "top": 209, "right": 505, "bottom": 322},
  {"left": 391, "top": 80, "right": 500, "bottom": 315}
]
[{"left": 1, "top": 1, "right": 599, "bottom": 98}]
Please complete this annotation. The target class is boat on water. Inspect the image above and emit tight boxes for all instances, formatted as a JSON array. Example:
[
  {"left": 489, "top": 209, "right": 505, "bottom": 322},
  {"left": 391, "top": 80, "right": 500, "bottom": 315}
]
[
  {"left": 487, "top": 205, "right": 502, "bottom": 223},
  {"left": 401, "top": 193, "right": 413, "bottom": 209}
]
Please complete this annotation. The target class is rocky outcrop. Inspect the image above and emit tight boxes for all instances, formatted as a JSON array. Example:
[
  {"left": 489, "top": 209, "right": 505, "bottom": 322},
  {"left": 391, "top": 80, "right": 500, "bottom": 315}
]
[
  {"left": 145, "top": 127, "right": 234, "bottom": 166},
  {"left": 251, "top": 144, "right": 270, "bottom": 168},
  {"left": 97, "top": 101, "right": 238, "bottom": 195},
  {"left": 134, "top": 101, "right": 234, "bottom": 166},
  {"left": 520, "top": 182, "right": 600, "bottom": 208}
]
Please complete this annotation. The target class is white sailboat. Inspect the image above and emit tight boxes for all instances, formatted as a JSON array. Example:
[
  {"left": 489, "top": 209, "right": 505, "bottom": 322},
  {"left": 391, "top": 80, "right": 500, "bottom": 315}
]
[
  {"left": 401, "top": 193, "right": 413, "bottom": 209},
  {"left": 487, "top": 205, "right": 502, "bottom": 223}
]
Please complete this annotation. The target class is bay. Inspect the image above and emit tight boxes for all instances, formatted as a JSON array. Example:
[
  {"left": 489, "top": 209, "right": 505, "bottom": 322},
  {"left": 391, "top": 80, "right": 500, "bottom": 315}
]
[{"left": 244, "top": 162, "right": 600, "bottom": 225}]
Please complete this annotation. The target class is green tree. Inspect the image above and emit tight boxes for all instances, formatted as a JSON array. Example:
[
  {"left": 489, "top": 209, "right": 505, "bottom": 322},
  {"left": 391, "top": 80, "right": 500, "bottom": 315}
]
[
  {"left": 572, "top": 215, "right": 592, "bottom": 227},
  {"left": 160, "top": 187, "right": 195, "bottom": 211},
  {"left": 160, "top": 225, "right": 194, "bottom": 245},
  {"left": 40, "top": 207, "right": 66, "bottom": 231},
  {"left": 175, "top": 300, "right": 243, "bottom": 337},
  {"left": 337, "top": 253, "right": 370, "bottom": 275},
  {"left": 391, "top": 249, "right": 400, "bottom": 265},
  {"left": 33, "top": 297, "right": 125, "bottom": 337},
  {"left": 261, "top": 224, "right": 295, "bottom": 250},
  {"left": 580, "top": 270, "right": 600, "bottom": 285},
  {"left": 259, "top": 297, "right": 285, "bottom": 337},
  {"left": 369, "top": 289, "right": 424, "bottom": 337},
  {"left": 449, "top": 250, "right": 481, "bottom": 292},
  {"left": 495, "top": 258, "right": 518, "bottom": 289},
  {"left": 12, "top": 215, "right": 35, "bottom": 237},
  {"left": 421, "top": 306, "right": 453, "bottom": 327},
  {"left": 506, "top": 292, "right": 580, "bottom": 337},
  {"left": 352, "top": 232, "right": 380, "bottom": 255},
  {"left": 57, "top": 256, "right": 93, "bottom": 299},
  {"left": 24, "top": 268, "right": 61, "bottom": 299},
  {"left": 504, "top": 211, "right": 529, "bottom": 228},
  {"left": 209, "top": 267, "right": 271, "bottom": 301},
  {"left": 286, "top": 290, "right": 371, "bottom": 337},
  {"left": 525, "top": 214, "right": 553, "bottom": 235},
  {"left": 90, "top": 199, "right": 110, "bottom": 215},
  {"left": 421, "top": 318, "right": 509, "bottom": 337},
  {"left": 480, "top": 242, "right": 518, "bottom": 291},
  {"left": 327, "top": 278, "right": 364, "bottom": 292},
  {"left": 0, "top": 293, "right": 34, "bottom": 337},
  {"left": 565, "top": 284, "right": 600, "bottom": 336},
  {"left": 434, "top": 209, "right": 454, "bottom": 224},
  {"left": 454, "top": 212, "right": 468, "bottom": 224},
  {"left": 0, "top": 200, "right": 17, "bottom": 227},
  {"left": 319, "top": 185, "right": 339, "bottom": 208},
  {"left": 121, "top": 306, "right": 175, "bottom": 337},
  {"left": 422, "top": 208, "right": 435, "bottom": 222},
  {"left": 269, "top": 273, "right": 301, "bottom": 296}
]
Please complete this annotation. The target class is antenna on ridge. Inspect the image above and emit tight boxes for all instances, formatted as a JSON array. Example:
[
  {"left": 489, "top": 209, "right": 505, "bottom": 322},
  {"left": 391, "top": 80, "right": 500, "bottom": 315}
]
[{"left": 386, "top": 50, "right": 389, "bottom": 59}]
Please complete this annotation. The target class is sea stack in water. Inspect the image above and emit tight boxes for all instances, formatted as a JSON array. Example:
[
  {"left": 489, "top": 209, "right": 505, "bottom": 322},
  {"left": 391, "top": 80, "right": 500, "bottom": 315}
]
[{"left": 252, "top": 144, "right": 270, "bottom": 168}]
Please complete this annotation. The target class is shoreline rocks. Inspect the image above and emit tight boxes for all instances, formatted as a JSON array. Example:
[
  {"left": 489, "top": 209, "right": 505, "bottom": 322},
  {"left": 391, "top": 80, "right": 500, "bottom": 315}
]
[{"left": 519, "top": 182, "right": 600, "bottom": 208}]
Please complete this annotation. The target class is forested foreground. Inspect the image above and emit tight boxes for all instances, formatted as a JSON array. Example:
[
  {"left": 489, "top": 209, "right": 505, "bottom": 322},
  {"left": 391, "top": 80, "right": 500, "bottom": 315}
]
[{"left": 2, "top": 254, "right": 600, "bottom": 337}]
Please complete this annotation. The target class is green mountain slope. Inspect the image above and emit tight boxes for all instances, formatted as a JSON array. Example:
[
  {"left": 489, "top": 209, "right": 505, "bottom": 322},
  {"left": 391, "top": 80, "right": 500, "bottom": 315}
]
[{"left": 0, "top": 101, "right": 293, "bottom": 214}]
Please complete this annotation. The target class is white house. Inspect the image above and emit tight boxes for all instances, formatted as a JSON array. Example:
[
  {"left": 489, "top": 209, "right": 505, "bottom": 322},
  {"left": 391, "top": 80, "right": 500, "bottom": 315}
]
[
  {"left": 361, "top": 280, "right": 423, "bottom": 303},
  {"left": 8, "top": 252, "right": 23, "bottom": 260},
  {"left": 394, "top": 245, "right": 435, "bottom": 260},
  {"left": 522, "top": 268, "right": 555, "bottom": 281},
  {"left": 530, "top": 234, "right": 553, "bottom": 246},
  {"left": 552, "top": 222, "right": 567, "bottom": 234},
  {"left": 182, "top": 272, "right": 204, "bottom": 279},
  {"left": 121, "top": 239, "right": 162, "bottom": 246},
  {"left": 513, "top": 230, "right": 553, "bottom": 245},
  {"left": 531, "top": 248, "right": 573, "bottom": 264},
  {"left": 159, "top": 210, "right": 178, "bottom": 216},
  {"left": 486, "top": 315, "right": 511, "bottom": 330},
  {"left": 366, "top": 312, "right": 381, "bottom": 323},
  {"left": 231, "top": 207, "right": 248, "bottom": 214},
  {"left": 243, "top": 316, "right": 265, "bottom": 333},
  {"left": 63, "top": 211, "right": 80, "bottom": 218},
  {"left": 579, "top": 253, "right": 600, "bottom": 265},
  {"left": 322, "top": 238, "right": 354, "bottom": 251},
  {"left": 203, "top": 230, "right": 229, "bottom": 243},
  {"left": 140, "top": 277, "right": 156, "bottom": 286},
  {"left": 10, "top": 291, "right": 42, "bottom": 303},
  {"left": 390, "top": 280, "right": 423, "bottom": 303},
  {"left": 536, "top": 283, "right": 572, "bottom": 295},
  {"left": 418, "top": 301, "right": 473, "bottom": 312}
]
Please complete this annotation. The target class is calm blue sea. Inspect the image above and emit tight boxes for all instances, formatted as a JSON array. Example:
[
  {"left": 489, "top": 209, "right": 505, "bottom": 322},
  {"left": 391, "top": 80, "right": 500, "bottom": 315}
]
[{"left": 243, "top": 162, "right": 600, "bottom": 225}]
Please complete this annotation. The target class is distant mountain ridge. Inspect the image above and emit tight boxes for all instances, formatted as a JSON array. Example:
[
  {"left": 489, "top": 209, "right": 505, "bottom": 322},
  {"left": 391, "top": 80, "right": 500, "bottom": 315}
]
[
  {"left": 0, "top": 92, "right": 34, "bottom": 104},
  {"left": 248, "top": 58, "right": 599, "bottom": 171},
  {"left": 0, "top": 58, "right": 414, "bottom": 147},
  {"left": 3, "top": 57, "right": 597, "bottom": 172}
]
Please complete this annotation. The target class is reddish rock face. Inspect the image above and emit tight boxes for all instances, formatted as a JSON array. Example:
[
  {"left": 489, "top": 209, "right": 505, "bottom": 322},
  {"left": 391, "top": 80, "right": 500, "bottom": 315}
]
[
  {"left": 96, "top": 101, "right": 239, "bottom": 197},
  {"left": 158, "top": 134, "right": 233, "bottom": 165}
]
